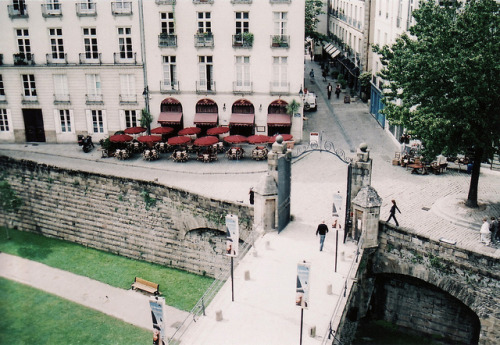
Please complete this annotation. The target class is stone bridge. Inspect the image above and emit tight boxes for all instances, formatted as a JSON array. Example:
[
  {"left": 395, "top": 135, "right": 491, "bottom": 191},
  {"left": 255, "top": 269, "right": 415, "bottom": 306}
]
[{"left": 337, "top": 222, "right": 499, "bottom": 345}]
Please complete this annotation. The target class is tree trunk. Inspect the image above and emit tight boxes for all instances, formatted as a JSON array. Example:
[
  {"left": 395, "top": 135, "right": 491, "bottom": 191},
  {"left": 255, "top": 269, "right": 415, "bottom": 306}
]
[{"left": 465, "top": 147, "right": 483, "bottom": 208}]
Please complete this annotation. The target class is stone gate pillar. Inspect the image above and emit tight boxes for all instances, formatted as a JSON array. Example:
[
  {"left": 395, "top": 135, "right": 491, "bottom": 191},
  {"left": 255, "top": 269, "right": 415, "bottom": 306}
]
[
  {"left": 351, "top": 186, "right": 382, "bottom": 248},
  {"left": 254, "top": 172, "right": 278, "bottom": 233},
  {"left": 350, "top": 143, "right": 372, "bottom": 201}
]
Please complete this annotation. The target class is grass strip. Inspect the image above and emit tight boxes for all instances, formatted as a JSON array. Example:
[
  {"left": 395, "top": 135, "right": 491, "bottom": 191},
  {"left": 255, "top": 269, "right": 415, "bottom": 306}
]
[
  {"left": 0, "top": 277, "right": 151, "bottom": 345},
  {"left": 0, "top": 228, "right": 213, "bottom": 311}
]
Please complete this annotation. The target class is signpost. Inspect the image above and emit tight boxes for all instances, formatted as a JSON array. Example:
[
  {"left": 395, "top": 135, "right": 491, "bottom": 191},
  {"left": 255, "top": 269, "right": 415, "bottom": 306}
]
[
  {"left": 332, "top": 192, "right": 343, "bottom": 273},
  {"left": 149, "top": 296, "right": 166, "bottom": 345},
  {"left": 296, "top": 261, "right": 311, "bottom": 345},
  {"left": 225, "top": 214, "right": 239, "bottom": 302}
]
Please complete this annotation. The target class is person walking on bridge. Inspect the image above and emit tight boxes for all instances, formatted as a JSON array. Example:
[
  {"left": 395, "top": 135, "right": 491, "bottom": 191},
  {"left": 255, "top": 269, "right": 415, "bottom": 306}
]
[
  {"left": 316, "top": 220, "right": 329, "bottom": 251},
  {"left": 386, "top": 200, "right": 401, "bottom": 227}
]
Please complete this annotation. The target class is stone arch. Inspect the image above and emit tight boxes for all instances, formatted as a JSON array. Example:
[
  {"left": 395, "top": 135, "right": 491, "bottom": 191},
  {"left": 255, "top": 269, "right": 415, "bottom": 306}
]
[{"left": 369, "top": 272, "right": 481, "bottom": 345}]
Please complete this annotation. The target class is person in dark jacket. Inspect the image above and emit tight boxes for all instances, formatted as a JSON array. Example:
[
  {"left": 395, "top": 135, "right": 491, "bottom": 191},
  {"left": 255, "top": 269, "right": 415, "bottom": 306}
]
[
  {"left": 316, "top": 220, "right": 329, "bottom": 251},
  {"left": 386, "top": 200, "right": 401, "bottom": 226}
]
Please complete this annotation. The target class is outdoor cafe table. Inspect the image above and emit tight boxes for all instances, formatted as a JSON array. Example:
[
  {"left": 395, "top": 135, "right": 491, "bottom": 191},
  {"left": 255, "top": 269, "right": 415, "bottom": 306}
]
[{"left": 408, "top": 163, "right": 429, "bottom": 175}]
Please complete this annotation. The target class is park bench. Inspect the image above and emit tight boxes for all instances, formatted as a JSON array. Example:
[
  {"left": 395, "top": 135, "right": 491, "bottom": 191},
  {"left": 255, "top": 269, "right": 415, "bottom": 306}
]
[{"left": 131, "top": 277, "right": 159, "bottom": 295}]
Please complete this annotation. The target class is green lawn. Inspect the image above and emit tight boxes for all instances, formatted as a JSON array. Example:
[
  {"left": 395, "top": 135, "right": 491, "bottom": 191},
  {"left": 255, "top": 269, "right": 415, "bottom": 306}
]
[
  {"left": 0, "top": 227, "right": 214, "bottom": 311},
  {"left": 0, "top": 277, "right": 151, "bottom": 345}
]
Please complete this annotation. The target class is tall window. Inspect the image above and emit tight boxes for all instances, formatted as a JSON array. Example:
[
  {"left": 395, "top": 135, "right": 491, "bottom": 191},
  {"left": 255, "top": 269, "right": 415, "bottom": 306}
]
[
  {"left": 0, "top": 75, "right": 5, "bottom": 99},
  {"left": 13, "top": 0, "right": 26, "bottom": 14},
  {"left": 235, "top": 56, "right": 250, "bottom": 88},
  {"left": 273, "top": 12, "right": 287, "bottom": 35},
  {"left": 91, "top": 110, "right": 105, "bottom": 133},
  {"left": 197, "top": 12, "right": 211, "bottom": 33},
  {"left": 272, "top": 57, "right": 287, "bottom": 87},
  {"left": 198, "top": 56, "right": 213, "bottom": 91},
  {"left": 118, "top": 27, "right": 133, "bottom": 59},
  {"left": 59, "top": 109, "right": 71, "bottom": 132},
  {"left": 46, "top": 0, "right": 60, "bottom": 10},
  {"left": 53, "top": 74, "right": 69, "bottom": 101},
  {"left": 83, "top": 28, "right": 99, "bottom": 59},
  {"left": 22, "top": 74, "right": 37, "bottom": 97},
  {"left": 235, "top": 12, "right": 249, "bottom": 34},
  {"left": 124, "top": 110, "right": 138, "bottom": 128},
  {"left": 120, "top": 74, "right": 135, "bottom": 101},
  {"left": 160, "top": 12, "right": 175, "bottom": 34},
  {"left": 49, "top": 28, "right": 65, "bottom": 60},
  {"left": 162, "top": 56, "right": 177, "bottom": 90},
  {"left": 16, "top": 29, "right": 31, "bottom": 56},
  {"left": 86, "top": 74, "right": 101, "bottom": 101},
  {"left": 0, "top": 109, "right": 9, "bottom": 132}
]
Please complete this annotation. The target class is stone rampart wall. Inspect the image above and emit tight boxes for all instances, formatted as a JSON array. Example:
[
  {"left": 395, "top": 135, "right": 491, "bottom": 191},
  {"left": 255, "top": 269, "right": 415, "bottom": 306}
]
[{"left": 0, "top": 156, "right": 254, "bottom": 278}]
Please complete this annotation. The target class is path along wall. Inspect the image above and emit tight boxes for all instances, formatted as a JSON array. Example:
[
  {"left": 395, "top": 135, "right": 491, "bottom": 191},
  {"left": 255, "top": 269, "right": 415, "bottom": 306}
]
[
  {"left": 335, "top": 223, "right": 500, "bottom": 345},
  {"left": 0, "top": 156, "right": 254, "bottom": 278}
]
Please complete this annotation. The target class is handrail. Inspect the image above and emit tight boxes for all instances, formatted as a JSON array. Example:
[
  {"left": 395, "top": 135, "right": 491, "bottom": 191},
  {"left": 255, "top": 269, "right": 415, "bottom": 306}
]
[
  {"left": 321, "top": 240, "right": 364, "bottom": 345},
  {"left": 168, "top": 239, "right": 254, "bottom": 344}
]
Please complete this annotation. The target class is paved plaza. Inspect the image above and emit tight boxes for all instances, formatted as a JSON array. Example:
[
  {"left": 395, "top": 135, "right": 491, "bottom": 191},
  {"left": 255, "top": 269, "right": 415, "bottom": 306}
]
[{"left": 0, "top": 56, "right": 499, "bottom": 344}]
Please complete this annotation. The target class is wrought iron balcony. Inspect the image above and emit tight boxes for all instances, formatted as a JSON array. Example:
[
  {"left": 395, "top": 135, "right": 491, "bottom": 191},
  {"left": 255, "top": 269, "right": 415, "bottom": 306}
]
[
  {"left": 269, "top": 81, "right": 290, "bottom": 95},
  {"left": 46, "top": 53, "right": 68, "bottom": 65},
  {"left": 54, "top": 93, "right": 70, "bottom": 103},
  {"left": 86, "top": 94, "right": 103, "bottom": 104},
  {"left": 231, "top": 0, "right": 252, "bottom": 3},
  {"left": 79, "top": 53, "right": 102, "bottom": 64},
  {"left": 76, "top": 2, "right": 96, "bottom": 16},
  {"left": 233, "top": 81, "right": 253, "bottom": 94},
  {"left": 41, "top": 3, "right": 62, "bottom": 17},
  {"left": 194, "top": 33, "right": 214, "bottom": 48},
  {"left": 193, "top": 0, "right": 214, "bottom": 4},
  {"left": 113, "top": 52, "right": 137, "bottom": 64},
  {"left": 196, "top": 81, "right": 216, "bottom": 94},
  {"left": 156, "top": 0, "right": 176, "bottom": 4},
  {"left": 22, "top": 94, "right": 38, "bottom": 103},
  {"left": 270, "top": 35, "right": 290, "bottom": 48},
  {"left": 7, "top": 4, "right": 28, "bottom": 18},
  {"left": 13, "top": 53, "right": 34, "bottom": 66},
  {"left": 270, "top": 0, "right": 291, "bottom": 3},
  {"left": 111, "top": 1, "right": 132, "bottom": 15},
  {"left": 232, "top": 33, "right": 254, "bottom": 48},
  {"left": 119, "top": 94, "right": 138, "bottom": 104},
  {"left": 158, "top": 34, "right": 177, "bottom": 48},
  {"left": 160, "top": 81, "right": 180, "bottom": 93},
  {"left": 0, "top": 94, "right": 7, "bottom": 103}
]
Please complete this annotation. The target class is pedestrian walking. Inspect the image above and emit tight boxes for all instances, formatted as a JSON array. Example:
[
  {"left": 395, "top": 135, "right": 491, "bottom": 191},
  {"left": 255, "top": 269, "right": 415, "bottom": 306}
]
[
  {"left": 322, "top": 69, "right": 327, "bottom": 82},
  {"left": 386, "top": 200, "right": 401, "bottom": 226},
  {"left": 480, "top": 217, "right": 490, "bottom": 245},
  {"left": 316, "top": 220, "right": 329, "bottom": 251},
  {"left": 327, "top": 83, "right": 333, "bottom": 100},
  {"left": 489, "top": 216, "right": 498, "bottom": 244},
  {"left": 335, "top": 84, "right": 341, "bottom": 99},
  {"left": 249, "top": 187, "right": 254, "bottom": 205}
]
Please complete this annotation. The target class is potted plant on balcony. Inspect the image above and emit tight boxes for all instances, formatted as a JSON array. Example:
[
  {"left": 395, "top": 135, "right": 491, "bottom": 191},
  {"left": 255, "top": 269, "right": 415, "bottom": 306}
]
[
  {"left": 272, "top": 35, "right": 281, "bottom": 47},
  {"left": 242, "top": 32, "right": 254, "bottom": 47}
]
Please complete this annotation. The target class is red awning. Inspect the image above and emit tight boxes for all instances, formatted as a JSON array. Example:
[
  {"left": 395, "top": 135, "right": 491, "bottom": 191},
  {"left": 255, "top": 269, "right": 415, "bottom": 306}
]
[
  {"left": 194, "top": 113, "right": 218, "bottom": 126},
  {"left": 158, "top": 112, "right": 182, "bottom": 124},
  {"left": 229, "top": 113, "right": 255, "bottom": 126},
  {"left": 267, "top": 114, "right": 291, "bottom": 127}
]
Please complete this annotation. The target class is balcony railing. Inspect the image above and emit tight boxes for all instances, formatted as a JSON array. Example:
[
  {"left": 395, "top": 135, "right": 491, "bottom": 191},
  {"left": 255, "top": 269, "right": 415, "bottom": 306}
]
[
  {"left": 76, "top": 2, "right": 96, "bottom": 16},
  {"left": 0, "top": 94, "right": 7, "bottom": 103},
  {"left": 270, "top": 0, "right": 291, "bottom": 3},
  {"left": 270, "top": 35, "right": 290, "bottom": 48},
  {"left": 86, "top": 94, "right": 103, "bottom": 104},
  {"left": 158, "top": 34, "right": 177, "bottom": 47},
  {"left": 113, "top": 52, "right": 137, "bottom": 64},
  {"left": 54, "top": 93, "right": 70, "bottom": 103},
  {"left": 13, "top": 53, "right": 34, "bottom": 66},
  {"left": 79, "top": 53, "right": 102, "bottom": 64},
  {"left": 196, "top": 81, "right": 216, "bottom": 94},
  {"left": 156, "top": 0, "right": 176, "bottom": 4},
  {"left": 193, "top": 0, "right": 214, "bottom": 4},
  {"left": 46, "top": 53, "right": 68, "bottom": 65},
  {"left": 232, "top": 33, "right": 253, "bottom": 48},
  {"left": 7, "top": 4, "right": 28, "bottom": 18},
  {"left": 119, "top": 94, "right": 138, "bottom": 104},
  {"left": 233, "top": 81, "right": 253, "bottom": 94},
  {"left": 41, "top": 3, "right": 62, "bottom": 17},
  {"left": 22, "top": 94, "right": 38, "bottom": 103},
  {"left": 160, "top": 81, "right": 180, "bottom": 93},
  {"left": 111, "top": 1, "right": 132, "bottom": 15},
  {"left": 194, "top": 33, "right": 214, "bottom": 48},
  {"left": 270, "top": 81, "right": 290, "bottom": 95},
  {"left": 231, "top": 0, "right": 252, "bottom": 3}
]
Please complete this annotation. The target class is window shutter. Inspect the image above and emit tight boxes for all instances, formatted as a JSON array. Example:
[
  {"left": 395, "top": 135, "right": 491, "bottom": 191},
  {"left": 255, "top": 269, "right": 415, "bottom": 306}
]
[{"left": 53, "top": 109, "right": 61, "bottom": 134}]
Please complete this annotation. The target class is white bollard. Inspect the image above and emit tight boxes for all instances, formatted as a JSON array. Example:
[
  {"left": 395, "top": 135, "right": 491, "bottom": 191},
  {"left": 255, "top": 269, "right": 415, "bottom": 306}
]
[
  {"left": 310, "top": 326, "right": 316, "bottom": 337},
  {"left": 327, "top": 284, "right": 333, "bottom": 295},
  {"left": 215, "top": 310, "right": 223, "bottom": 321},
  {"left": 244, "top": 270, "right": 251, "bottom": 281}
]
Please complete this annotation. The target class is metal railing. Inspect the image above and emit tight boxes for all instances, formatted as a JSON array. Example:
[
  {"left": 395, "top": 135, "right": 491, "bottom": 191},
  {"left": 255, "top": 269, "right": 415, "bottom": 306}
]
[
  {"left": 14, "top": 53, "right": 34, "bottom": 66},
  {"left": 233, "top": 81, "right": 253, "bottom": 94},
  {"left": 269, "top": 81, "right": 290, "bottom": 95},
  {"left": 196, "top": 81, "right": 216, "bottom": 94},
  {"left": 158, "top": 34, "right": 177, "bottom": 48},
  {"left": 79, "top": 53, "right": 102, "bottom": 65},
  {"left": 46, "top": 53, "right": 68, "bottom": 65},
  {"left": 168, "top": 240, "right": 253, "bottom": 344},
  {"left": 86, "top": 94, "right": 103, "bottom": 104},
  {"left": 270, "top": 35, "right": 290, "bottom": 48},
  {"left": 75, "top": 2, "right": 96, "bottom": 16},
  {"left": 160, "top": 81, "right": 180, "bottom": 93},
  {"left": 155, "top": 0, "right": 176, "bottom": 4},
  {"left": 111, "top": 1, "right": 132, "bottom": 15},
  {"left": 54, "top": 93, "right": 70, "bottom": 103},
  {"left": 194, "top": 33, "right": 214, "bottom": 48},
  {"left": 7, "top": 4, "right": 28, "bottom": 18},
  {"left": 119, "top": 94, "right": 137, "bottom": 104},
  {"left": 113, "top": 52, "right": 137, "bottom": 64},
  {"left": 41, "top": 3, "right": 62, "bottom": 17}
]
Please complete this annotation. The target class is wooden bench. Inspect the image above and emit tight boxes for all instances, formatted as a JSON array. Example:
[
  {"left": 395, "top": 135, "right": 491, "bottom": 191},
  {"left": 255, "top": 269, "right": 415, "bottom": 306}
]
[{"left": 131, "top": 277, "right": 159, "bottom": 295}]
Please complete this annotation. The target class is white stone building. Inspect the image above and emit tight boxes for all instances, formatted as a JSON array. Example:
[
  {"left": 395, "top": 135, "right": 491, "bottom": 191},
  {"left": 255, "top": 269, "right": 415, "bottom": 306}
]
[{"left": 0, "top": 0, "right": 305, "bottom": 144}]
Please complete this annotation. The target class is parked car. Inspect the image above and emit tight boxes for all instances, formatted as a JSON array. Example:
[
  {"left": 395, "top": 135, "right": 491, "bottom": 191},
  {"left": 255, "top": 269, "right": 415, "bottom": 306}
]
[{"left": 303, "top": 92, "right": 317, "bottom": 111}]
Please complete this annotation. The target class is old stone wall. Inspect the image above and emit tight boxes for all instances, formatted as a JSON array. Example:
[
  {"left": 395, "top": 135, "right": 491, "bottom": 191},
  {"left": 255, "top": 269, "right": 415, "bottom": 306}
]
[
  {"left": 0, "top": 156, "right": 254, "bottom": 278},
  {"left": 372, "top": 223, "right": 500, "bottom": 345}
]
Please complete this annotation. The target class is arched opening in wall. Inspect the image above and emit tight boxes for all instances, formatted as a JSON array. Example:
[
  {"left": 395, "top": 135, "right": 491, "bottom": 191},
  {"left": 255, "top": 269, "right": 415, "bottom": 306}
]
[
  {"left": 159, "top": 97, "right": 183, "bottom": 133},
  {"left": 267, "top": 99, "right": 291, "bottom": 136},
  {"left": 194, "top": 98, "right": 218, "bottom": 136},
  {"left": 364, "top": 273, "right": 480, "bottom": 345},
  {"left": 229, "top": 99, "right": 254, "bottom": 136}
]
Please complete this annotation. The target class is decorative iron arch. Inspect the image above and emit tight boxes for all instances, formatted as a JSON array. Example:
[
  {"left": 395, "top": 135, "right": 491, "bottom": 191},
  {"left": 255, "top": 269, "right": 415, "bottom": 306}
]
[{"left": 292, "top": 140, "right": 352, "bottom": 165}]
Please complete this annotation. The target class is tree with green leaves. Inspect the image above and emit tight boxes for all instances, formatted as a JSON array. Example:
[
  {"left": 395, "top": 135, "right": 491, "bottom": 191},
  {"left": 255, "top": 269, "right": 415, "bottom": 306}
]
[
  {"left": 0, "top": 179, "right": 23, "bottom": 239},
  {"left": 373, "top": 0, "right": 500, "bottom": 208},
  {"left": 305, "top": 0, "right": 325, "bottom": 40},
  {"left": 140, "top": 108, "right": 153, "bottom": 135}
]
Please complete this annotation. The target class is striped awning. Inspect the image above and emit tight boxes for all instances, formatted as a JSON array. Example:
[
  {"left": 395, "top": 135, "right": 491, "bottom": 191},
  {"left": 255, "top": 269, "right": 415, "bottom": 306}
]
[{"left": 158, "top": 112, "right": 182, "bottom": 124}]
